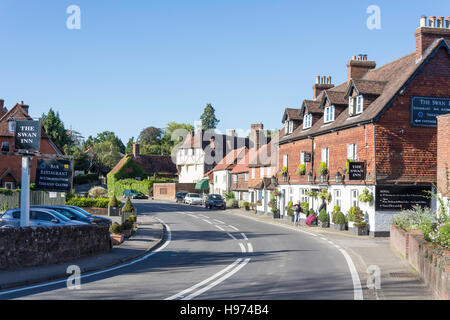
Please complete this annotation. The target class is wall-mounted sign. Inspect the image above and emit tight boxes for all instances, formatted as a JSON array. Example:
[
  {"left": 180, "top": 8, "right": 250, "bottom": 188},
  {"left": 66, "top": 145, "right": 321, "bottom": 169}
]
[
  {"left": 348, "top": 162, "right": 366, "bottom": 180},
  {"left": 375, "top": 185, "right": 431, "bottom": 211},
  {"left": 410, "top": 96, "right": 450, "bottom": 127},
  {"left": 35, "top": 159, "right": 73, "bottom": 193},
  {"left": 14, "top": 120, "right": 41, "bottom": 151},
  {"left": 304, "top": 152, "right": 312, "bottom": 163}
]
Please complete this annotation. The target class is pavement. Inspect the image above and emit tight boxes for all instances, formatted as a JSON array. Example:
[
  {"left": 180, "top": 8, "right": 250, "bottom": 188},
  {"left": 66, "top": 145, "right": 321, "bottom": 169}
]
[
  {"left": 0, "top": 214, "right": 165, "bottom": 291},
  {"left": 226, "top": 207, "right": 434, "bottom": 300}
]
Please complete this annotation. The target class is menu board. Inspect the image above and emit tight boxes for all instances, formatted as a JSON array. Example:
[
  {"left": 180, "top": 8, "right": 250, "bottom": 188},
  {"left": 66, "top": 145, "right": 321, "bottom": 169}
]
[{"left": 375, "top": 185, "right": 431, "bottom": 211}]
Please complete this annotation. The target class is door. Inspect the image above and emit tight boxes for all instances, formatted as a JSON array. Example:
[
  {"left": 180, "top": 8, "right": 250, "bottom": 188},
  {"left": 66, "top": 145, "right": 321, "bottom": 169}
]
[{"left": 264, "top": 190, "right": 268, "bottom": 213}]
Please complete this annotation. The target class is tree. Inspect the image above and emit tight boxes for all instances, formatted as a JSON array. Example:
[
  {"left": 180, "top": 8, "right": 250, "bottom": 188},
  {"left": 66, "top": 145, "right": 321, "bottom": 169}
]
[
  {"left": 125, "top": 137, "right": 135, "bottom": 154},
  {"left": 200, "top": 103, "right": 219, "bottom": 130},
  {"left": 138, "top": 127, "right": 162, "bottom": 146},
  {"left": 41, "top": 108, "right": 73, "bottom": 151}
]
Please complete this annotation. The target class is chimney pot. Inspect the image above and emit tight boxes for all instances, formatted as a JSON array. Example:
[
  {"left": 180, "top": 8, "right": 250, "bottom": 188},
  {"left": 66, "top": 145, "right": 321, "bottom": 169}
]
[
  {"left": 437, "top": 17, "right": 444, "bottom": 28},
  {"left": 315, "top": 75, "right": 320, "bottom": 84},
  {"left": 429, "top": 16, "right": 436, "bottom": 27},
  {"left": 446, "top": 17, "right": 450, "bottom": 28},
  {"left": 321, "top": 76, "right": 326, "bottom": 84},
  {"left": 133, "top": 143, "right": 140, "bottom": 158},
  {"left": 420, "top": 16, "right": 427, "bottom": 27},
  {"left": 227, "top": 129, "right": 236, "bottom": 137}
]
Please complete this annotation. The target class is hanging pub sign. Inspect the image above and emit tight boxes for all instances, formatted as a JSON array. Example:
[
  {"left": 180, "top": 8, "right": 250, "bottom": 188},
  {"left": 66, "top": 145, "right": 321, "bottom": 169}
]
[
  {"left": 14, "top": 120, "right": 41, "bottom": 151},
  {"left": 35, "top": 159, "right": 73, "bottom": 193},
  {"left": 410, "top": 96, "right": 450, "bottom": 127},
  {"left": 348, "top": 162, "right": 366, "bottom": 180},
  {"left": 375, "top": 185, "right": 431, "bottom": 211}
]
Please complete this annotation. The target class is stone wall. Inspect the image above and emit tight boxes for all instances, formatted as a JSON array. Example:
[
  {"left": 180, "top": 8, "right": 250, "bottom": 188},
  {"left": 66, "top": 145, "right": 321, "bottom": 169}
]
[
  {"left": 390, "top": 224, "right": 450, "bottom": 300},
  {"left": 0, "top": 225, "right": 111, "bottom": 270}
]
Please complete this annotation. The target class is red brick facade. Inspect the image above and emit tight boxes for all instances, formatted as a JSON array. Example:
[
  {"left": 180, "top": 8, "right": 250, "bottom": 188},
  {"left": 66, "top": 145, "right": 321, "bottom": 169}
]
[{"left": 437, "top": 114, "right": 450, "bottom": 196}]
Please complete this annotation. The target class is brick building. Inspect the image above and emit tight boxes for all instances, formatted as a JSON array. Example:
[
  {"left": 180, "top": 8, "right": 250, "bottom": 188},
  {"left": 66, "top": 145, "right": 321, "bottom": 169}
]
[
  {"left": 276, "top": 16, "right": 450, "bottom": 236},
  {"left": 0, "top": 102, "right": 64, "bottom": 189},
  {"left": 437, "top": 114, "right": 450, "bottom": 201}
]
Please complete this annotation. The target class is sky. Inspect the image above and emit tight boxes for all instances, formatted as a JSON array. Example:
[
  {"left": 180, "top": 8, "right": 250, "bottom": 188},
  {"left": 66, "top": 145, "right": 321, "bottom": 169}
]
[{"left": 0, "top": 0, "right": 448, "bottom": 144}]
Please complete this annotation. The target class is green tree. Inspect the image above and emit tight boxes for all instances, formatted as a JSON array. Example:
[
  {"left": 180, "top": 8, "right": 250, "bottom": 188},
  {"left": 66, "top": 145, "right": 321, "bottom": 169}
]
[
  {"left": 138, "top": 127, "right": 162, "bottom": 145},
  {"left": 200, "top": 103, "right": 219, "bottom": 130},
  {"left": 125, "top": 137, "right": 135, "bottom": 154},
  {"left": 41, "top": 108, "right": 73, "bottom": 150},
  {"left": 84, "top": 131, "right": 125, "bottom": 154}
]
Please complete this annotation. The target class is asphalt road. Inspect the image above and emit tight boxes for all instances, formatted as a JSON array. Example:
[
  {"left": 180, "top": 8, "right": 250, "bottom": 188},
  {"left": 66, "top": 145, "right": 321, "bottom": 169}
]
[{"left": 2, "top": 201, "right": 358, "bottom": 300}]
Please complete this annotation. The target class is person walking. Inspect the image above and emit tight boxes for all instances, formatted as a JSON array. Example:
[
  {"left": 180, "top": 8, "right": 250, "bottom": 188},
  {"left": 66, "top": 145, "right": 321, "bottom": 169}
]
[{"left": 294, "top": 200, "right": 302, "bottom": 226}]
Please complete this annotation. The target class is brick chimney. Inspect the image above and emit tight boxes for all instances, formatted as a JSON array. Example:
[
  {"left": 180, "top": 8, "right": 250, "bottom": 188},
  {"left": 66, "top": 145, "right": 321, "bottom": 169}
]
[
  {"left": 415, "top": 15, "right": 450, "bottom": 61},
  {"left": 133, "top": 143, "right": 140, "bottom": 158},
  {"left": 227, "top": 129, "right": 236, "bottom": 137},
  {"left": 347, "top": 55, "right": 376, "bottom": 81},
  {"left": 312, "top": 75, "right": 334, "bottom": 99},
  {"left": 19, "top": 101, "right": 30, "bottom": 114},
  {"left": 250, "top": 123, "right": 264, "bottom": 151}
]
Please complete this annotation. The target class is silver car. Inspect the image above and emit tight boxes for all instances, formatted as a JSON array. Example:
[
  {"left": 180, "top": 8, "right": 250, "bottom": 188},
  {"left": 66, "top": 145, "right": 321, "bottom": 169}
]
[
  {"left": 184, "top": 193, "right": 203, "bottom": 205},
  {"left": 0, "top": 208, "right": 88, "bottom": 227}
]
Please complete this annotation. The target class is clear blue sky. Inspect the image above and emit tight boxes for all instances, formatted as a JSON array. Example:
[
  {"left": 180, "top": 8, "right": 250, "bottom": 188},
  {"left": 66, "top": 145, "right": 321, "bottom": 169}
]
[{"left": 0, "top": 0, "right": 448, "bottom": 144}]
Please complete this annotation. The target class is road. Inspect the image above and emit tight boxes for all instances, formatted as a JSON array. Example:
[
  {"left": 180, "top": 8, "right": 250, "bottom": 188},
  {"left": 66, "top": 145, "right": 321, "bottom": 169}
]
[{"left": 2, "top": 201, "right": 361, "bottom": 300}]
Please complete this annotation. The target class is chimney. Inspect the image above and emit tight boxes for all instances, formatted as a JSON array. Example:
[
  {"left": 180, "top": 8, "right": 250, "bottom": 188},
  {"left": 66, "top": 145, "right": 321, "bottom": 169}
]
[
  {"left": 0, "top": 99, "right": 5, "bottom": 117},
  {"left": 19, "top": 101, "right": 30, "bottom": 114},
  {"left": 227, "top": 129, "right": 236, "bottom": 137},
  {"left": 250, "top": 123, "right": 264, "bottom": 151},
  {"left": 415, "top": 15, "right": 450, "bottom": 60},
  {"left": 133, "top": 143, "right": 140, "bottom": 158},
  {"left": 313, "top": 75, "right": 334, "bottom": 99},
  {"left": 347, "top": 55, "right": 376, "bottom": 81}
]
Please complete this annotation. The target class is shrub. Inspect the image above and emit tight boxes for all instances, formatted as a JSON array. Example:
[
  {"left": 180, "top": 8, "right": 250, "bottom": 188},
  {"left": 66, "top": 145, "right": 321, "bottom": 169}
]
[
  {"left": 109, "top": 195, "right": 121, "bottom": 208},
  {"left": 318, "top": 209, "right": 329, "bottom": 222},
  {"left": 89, "top": 186, "right": 108, "bottom": 198},
  {"left": 318, "top": 189, "right": 332, "bottom": 203},
  {"left": 73, "top": 173, "right": 99, "bottom": 186},
  {"left": 243, "top": 202, "right": 250, "bottom": 207},
  {"left": 301, "top": 202, "right": 309, "bottom": 212},
  {"left": 358, "top": 188, "right": 374, "bottom": 204},
  {"left": 66, "top": 197, "right": 111, "bottom": 208},
  {"left": 128, "top": 214, "right": 137, "bottom": 223},
  {"left": 335, "top": 211, "right": 346, "bottom": 225},
  {"left": 318, "top": 161, "right": 327, "bottom": 176},
  {"left": 122, "top": 219, "right": 133, "bottom": 231},
  {"left": 110, "top": 222, "right": 123, "bottom": 234},
  {"left": 331, "top": 205, "right": 341, "bottom": 224},
  {"left": 225, "top": 192, "right": 235, "bottom": 201},
  {"left": 238, "top": 200, "right": 245, "bottom": 208},
  {"left": 286, "top": 201, "right": 294, "bottom": 217},
  {"left": 433, "top": 222, "right": 450, "bottom": 249},
  {"left": 393, "top": 206, "right": 438, "bottom": 232},
  {"left": 353, "top": 207, "right": 366, "bottom": 228},
  {"left": 347, "top": 207, "right": 356, "bottom": 222},
  {"left": 122, "top": 197, "right": 135, "bottom": 213}
]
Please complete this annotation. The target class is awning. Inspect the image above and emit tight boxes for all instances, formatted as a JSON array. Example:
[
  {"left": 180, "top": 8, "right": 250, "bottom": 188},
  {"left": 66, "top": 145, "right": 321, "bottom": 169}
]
[{"left": 195, "top": 179, "right": 209, "bottom": 190}]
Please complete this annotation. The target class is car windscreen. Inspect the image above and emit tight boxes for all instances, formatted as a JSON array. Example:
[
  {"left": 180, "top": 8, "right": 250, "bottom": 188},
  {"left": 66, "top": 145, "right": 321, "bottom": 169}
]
[
  {"left": 210, "top": 195, "right": 223, "bottom": 200},
  {"left": 69, "top": 206, "right": 92, "bottom": 216},
  {"left": 189, "top": 194, "right": 200, "bottom": 198},
  {"left": 52, "top": 208, "right": 81, "bottom": 219}
]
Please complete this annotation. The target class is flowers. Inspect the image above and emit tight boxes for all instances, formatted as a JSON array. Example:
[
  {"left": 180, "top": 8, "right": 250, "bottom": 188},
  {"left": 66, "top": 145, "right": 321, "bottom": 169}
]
[{"left": 305, "top": 214, "right": 316, "bottom": 226}]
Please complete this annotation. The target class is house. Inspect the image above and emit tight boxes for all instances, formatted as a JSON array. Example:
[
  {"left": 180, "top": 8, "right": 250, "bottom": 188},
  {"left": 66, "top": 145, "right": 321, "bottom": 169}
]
[
  {"left": 276, "top": 16, "right": 450, "bottom": 236},
  {"left": 230, "top": 148, "right": 250, "bottom": 202},
  {"left": 108, "top": 143, "right": 177, "bottom": 181},
  {"left": 211, "top": 147, "right": 247, "bottom": 196},
  {"left": 176, "top": 129, "right": 250, "bottom": 184},
  {"left": 437, "top": 113, "right": 450, "bottom": 206},
  {"left": 248, "top": 127, "right": 284, "bottom": 214},
  {"left": 0, "top": 101, "right": 64, "bottom": 189}
]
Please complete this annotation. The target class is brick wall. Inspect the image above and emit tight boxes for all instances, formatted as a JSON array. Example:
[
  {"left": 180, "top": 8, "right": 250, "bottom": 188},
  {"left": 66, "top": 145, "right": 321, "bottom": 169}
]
[
  {"left": 0, "top": 224, "right": 111, "bottom": 270},
  {"left": 153, "top": 183, "right": 197, "bottom": 200},
  {"left": 231, "top": 172, "right": 248, "bottom": 192},
  {"left": 437, "top": 114, "right": 450, "bottom": 196}
]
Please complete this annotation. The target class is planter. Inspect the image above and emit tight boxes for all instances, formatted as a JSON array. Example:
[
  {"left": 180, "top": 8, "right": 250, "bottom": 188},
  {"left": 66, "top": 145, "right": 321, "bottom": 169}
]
[
  {"left": 288, "top": 215, "right": 294, "bottom": 222},
  {"left": 108, "top": 206, "right": 120, "bottom": 217},
  {"left": 121, "top": 211, "right": 135, "bottom": 224},
  {"left": 122, "top": 229, "right": 132, "bottom": 238},
  {"left": 333, "top": 223, "right": 346, "bottom": 231},
  {"left": 273, "top": 212, "right": 281, "bottom": 219},
  {"left": 353, "top": 225, "right": 368, "bottom": 236},
  {"left": 245, "top": 206, "right": 250, "bottom": 211},
  {"left": 319, "top": 221, "right": 329, "bottom": 228},
  {"left": 110, "top": 233, "right": 124, "bottom": 245}
]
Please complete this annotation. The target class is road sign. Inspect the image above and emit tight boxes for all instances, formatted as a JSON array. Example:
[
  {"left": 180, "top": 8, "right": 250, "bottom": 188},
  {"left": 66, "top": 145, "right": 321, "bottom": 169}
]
[
  {"left": 410, "top": 96, "right": 450, "bottom": 127},
  {"left": 35, "top": 159, "right": 73, "bottom": 193},
  {"left": 14, "top": 120, "right": 41, "bottom": 151},
  {"left": 348, "top": 162, "right": 366, "bottom": 180}
]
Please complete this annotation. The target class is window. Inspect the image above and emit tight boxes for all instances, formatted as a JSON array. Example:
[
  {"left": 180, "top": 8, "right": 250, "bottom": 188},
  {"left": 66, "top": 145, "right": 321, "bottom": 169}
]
[
  {"left": 321, "top": 148, "right": 329, "bottom": 166},
  {"left": 244, "top": 173, "right": 249, "bottom": 182},
  {"left": 349, "top": 97, "right": 356, "bottom": 115},
  {"left": 349, "top": 95, "right": 363, "bottom": 115},
  {"left": 233, "top": 174, "right": 238, "bottom": 184},
  {"left": 303, "top": 114, "right": 312, "bottom": 129},
  {"left": 8, "top": 121, "right": 15, "bottom": 133},
  {"left": 347, "top": 143, "right": 357, "bottom": 161},
  {"left": 351, "top": 189, "right": 359, "bottom": 207},
  {"left": 266, "top": 167, "right": 271, "bottom": 177},
  {"left": 288, "top": 120, "right": 294, "bottom": 134},
  {"left": 324, "top": 105, "right": 335, "bottom": 123},
  {"left": 300, "top": 152, "right": 306, "bottom": 165},
  {"left": 251, "top": 168, "right": 255, "bottom": 179},
  {"left": 289, "top": 187, "right": 293, "bottom": 202},
  {"left": 258, "top": 190, "right": 262, "bottom": 201},
  {"left": 356, "top": 96, "right": 364, "bottom": 114},
  {"left": 334, "top": 189, "right": 342, "bottom": 208},
  {"left": 32, "top": 211, "right": 54, "bottom": 222},
  {"left": 260, "top": 167, "right": 265, "bottom": 178},
  {"left": 3, "top": 182, "right": 14, "bottom": 189},
  {"left": 1, "top": 142, "right": 10, "bottom": 152},
  {"left": 300, "top": 188, "right": 308, "bottom": 204},
  {"left": 283, "top": 154, "right": 288, "bottom": 170},
  {"left": 215, "top": 175, "right": 218, "bottom": 184}
]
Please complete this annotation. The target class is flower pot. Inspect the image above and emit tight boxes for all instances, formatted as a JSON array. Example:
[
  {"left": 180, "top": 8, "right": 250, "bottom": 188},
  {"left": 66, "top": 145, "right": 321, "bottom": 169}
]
[
  {"left": 319, "top": 221, "right": 329, "bottom": 228},
  {"left": 353, "top": 225, "right": 368, "bottom": 236},
  {"left": 273, "top": 212, "right": 280, "bottom": 219},
  {"left": 334, "top": 223, "right": 345, "bottom": 231},
  {"left": 245, "top": 206, "right": 250, "bottom": 211},
  {"left": 110, "top": 234, "right": 124, "bottom": 245},
  {"left": 108, "top": 206, "right": 120, "bottom": 217},
  {"left": 122, "top": 229, "right": 132, "bottom": 238}
]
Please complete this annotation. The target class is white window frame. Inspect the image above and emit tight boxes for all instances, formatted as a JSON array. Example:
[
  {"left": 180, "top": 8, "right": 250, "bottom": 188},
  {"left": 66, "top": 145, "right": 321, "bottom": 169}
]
[
  {"left": 303, "top": 114, "right": 312, "bottom": 129},
  {"left": 356, "top": 95, "right": 364, "bottom": 114},
  {"left": 351, "top": 189, "right": 359, "bottom": 208},
  {"left": 244, "top": 173, "right": 249, "bottom": 182},
  {"left": 347, "top": 143, "right": 357, "bottom": 161},
  {"left": 300, "top": 188, "right": 308, "bottom": 204},
  {"left": 266, "top": 167, "right": 271, "bottom": 177},
  {"left": 283, "top": 154, "right": 288, "bottom": 170},
  {"left": 233, "top": 174, "right": 238, "bottom": 183},
  {"left": 288, "top": 120, "right": 294, "bottom": 134},
  {"left": 321, "top": 148, "right": 329, "bottom": 166},
  {"left": 324, "top": 105, "right": 335, "bottom": 123},
  {"left": 334, "top": 189, "right": 342, "bottom": 208},
  {"left": 251, "top": 168, "right": 255, "bottom": 179},
  {"left": 3, "top": 182, "right": 14, "bottom": 189},
  {"left": 260, "top": 167, "right": 265, "bottom": 179},
  {"left": 349, "top": 97, "right": 356, "bottom": 115}
]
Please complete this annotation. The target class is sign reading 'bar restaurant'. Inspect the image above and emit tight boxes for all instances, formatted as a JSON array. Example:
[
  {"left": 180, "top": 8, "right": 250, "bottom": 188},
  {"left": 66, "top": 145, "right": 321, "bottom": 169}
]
[
  {"left": 35, "top": 159, "right": 73, "bottom": 193},
  {"left": 410, "top": 96, "right": 450, "bottom": 127},
  {"left": 14, "top": 120, "right": 41, "bottom": 151}
]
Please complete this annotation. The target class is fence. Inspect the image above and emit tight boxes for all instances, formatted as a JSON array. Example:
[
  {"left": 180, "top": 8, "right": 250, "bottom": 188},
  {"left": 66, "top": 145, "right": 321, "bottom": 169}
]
[{"left": 0, "top": 190, "right": 66, "bottom": 211}]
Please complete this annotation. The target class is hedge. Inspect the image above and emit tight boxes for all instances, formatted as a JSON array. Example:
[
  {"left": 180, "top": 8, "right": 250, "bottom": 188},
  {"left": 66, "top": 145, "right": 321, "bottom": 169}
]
[
  {"left": 66, "top": 197, "right": 114, "bottom": 208},
  {"left": 73, "top": 173, "right": 100, "bottom": 186}
]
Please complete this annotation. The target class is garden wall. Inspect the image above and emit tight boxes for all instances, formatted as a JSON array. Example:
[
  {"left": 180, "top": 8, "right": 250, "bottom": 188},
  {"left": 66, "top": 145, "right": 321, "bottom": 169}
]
[
  {"left": 0, "top": 225, "right": 111, "bottom": 270},
  {"left": 390, "top": 224, "right": 449, "bottom": 300},
  {"left": 0, "top": 190, "right": 66, "bottom": 211}
]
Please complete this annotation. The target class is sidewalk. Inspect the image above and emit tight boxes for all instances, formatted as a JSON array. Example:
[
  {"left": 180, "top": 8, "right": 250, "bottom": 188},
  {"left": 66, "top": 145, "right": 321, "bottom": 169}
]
[
  {"left": 0, "top": 215, "right": 165, "bottom": 291},
  {"left": 228, "top": 208, "right": 434, "bottom": 300}
]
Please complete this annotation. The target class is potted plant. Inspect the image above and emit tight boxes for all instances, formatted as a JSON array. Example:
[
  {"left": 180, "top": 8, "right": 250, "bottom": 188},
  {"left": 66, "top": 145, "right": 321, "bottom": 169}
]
[
  {"left": 108, "top": 195, "right": 121, "bottom": 217},
  {"left": 286, "top": 201, "right": 294, "bottom": 222},
  {"left": 331, "top": 205, "right": 340, "bottom": 225},
  {"left": 280, "top": 166, "right": 288, "bottom": 177},
  {"left": 318, "top": 208, "right": 329, "bottom": 228},
  {"left": 305, "top": 189, "right": 318, "bottom": 199},
  {"left": 300, "top": 202, "right": 309, "bottom": 220},
  {"left": 353, "top": 206, "right": 368, "bottom": 235},
  {"left": 110, "top": 222, "right": 124, "bottom": 245},
  {"left": 121, "top": 197, "right": 136, "bottom": 224},
  {"left": 347, "top": 207, "right": 356, "bottom": 229},
  {"left": 318, "top": 162, "right": 328, "bottom": 182},
  {"left": 334, "top": 211, "right": 346, "bottom": 231},
  {"left": 358, "top": 188, "right": 374, "bottom": 205},
  {"left": 318, "top": 189, "right": 332, "bottom": 204},
  {"left": 243, "top": 201, "right": 250, "bottom": 211},
  {"left": 295, "top": 164, "right": 306, "bottom": 176}
]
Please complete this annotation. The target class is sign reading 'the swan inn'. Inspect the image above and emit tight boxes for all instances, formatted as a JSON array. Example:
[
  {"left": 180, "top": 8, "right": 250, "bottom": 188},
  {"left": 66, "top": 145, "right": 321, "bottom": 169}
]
[
  {"left": 14, "top": 120, "right": 41, "bottom": 151},
  {"left": 410, "top": 96, "right": 450, "bottom": 127}
]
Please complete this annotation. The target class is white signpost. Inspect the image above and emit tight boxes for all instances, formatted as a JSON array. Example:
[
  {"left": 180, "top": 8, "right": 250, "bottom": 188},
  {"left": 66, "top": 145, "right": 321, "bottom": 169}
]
[{"left": 20, "top": 156, "right": 31, "bottom": 227}]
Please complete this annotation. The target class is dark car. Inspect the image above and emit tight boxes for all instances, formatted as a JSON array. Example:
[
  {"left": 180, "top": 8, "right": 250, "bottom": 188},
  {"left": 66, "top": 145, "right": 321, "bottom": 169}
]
[
  {"left": 176, "top": 191, "right": 188, "bottom": 203},
  {"left": 123, "top": 189, "right": 148, "bottom": 199},
  {"left": 66, "top": 205, "right": 112, "bottom": 226},
  {"left": 204, "top": 194, "right": 226, "bottom": 210},
  {"left": 33, "top": 205, "right": 112, "bottom": 226}
]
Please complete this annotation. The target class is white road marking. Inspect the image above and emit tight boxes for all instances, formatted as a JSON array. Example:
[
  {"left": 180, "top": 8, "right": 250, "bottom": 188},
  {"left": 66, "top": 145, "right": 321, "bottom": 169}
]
[
  {"left": 215, "top": 225, "right": 225, "bottom": 231},
  {"left": 228, "top": 225, "right": 239, "bottom": 231},
  {"left": 187, "top": 214, "right": 199, "bottom": 219},
  {"left": 0, "top": 217, "right": 173, "bottom": 296},
  {"left": 165, "top": 258, "right": 243, "bottom": 300},
  {"left": 226, "top": 232, "right": 237, "bottom": 240},
  {"left": 199, "top": 215, "right": 209, "bottom": 219},
  {"left": 202, "top": 219, "right": 213, "bottom": 224},
  {"left": 240, "top": 233, "right": 248, "bottom": 241},
  {"left": 182, "top": 258, "right": 251, "bottom": 300},
  {"left": 238, "top": 243, "right": 246, "bottom": 253},
  {"left": 338, "top": 248, "right": 364, "bottom": 300},
  {"left": 247, "top": 243, "right": 253, "bottom": 253},
  {"left": 213, "top": 219, "right": 225, "bottom": 224}
]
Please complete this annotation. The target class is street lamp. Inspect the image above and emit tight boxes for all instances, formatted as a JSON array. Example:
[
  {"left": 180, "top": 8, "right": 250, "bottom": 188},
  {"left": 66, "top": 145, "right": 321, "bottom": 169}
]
[
  {"left": 335, "top": 171, "right": 343, "bottom": 183},
  {"left": 271, "top": 175, "right": 277, "bottom": 186}
]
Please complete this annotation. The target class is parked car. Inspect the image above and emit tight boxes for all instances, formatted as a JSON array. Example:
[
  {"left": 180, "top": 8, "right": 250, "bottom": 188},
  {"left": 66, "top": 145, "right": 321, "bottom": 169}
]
[
  {"left": 0, "top": 208, "right": 88, "bottom": 227},
  {"left": 204, "top": 194, "right": 226, "bottom": 210},
  {"left": 32, "top": 205, "right": 112, "bottom": 226},
  {"left": 123, "top": 189, "right": 148, "bottom": 199},
  {"left": 184, "top": 193, "right": 203, "bottom": 205},
  {"left": 66, "top": 205, "right": 113, "bottom": 225},
  {"left": 176, "top": 191, "right": 188, "bottom": 203}
]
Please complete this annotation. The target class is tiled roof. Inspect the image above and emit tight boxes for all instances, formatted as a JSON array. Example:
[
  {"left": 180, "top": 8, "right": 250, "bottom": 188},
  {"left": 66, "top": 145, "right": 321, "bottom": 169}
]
[
  {"left": 212, "top": 147, "right": 247, "bottom": 171},
  {"left": 248, "top": 128, "right": 284, "bottom": 168},
  {"left": 280, "top": 38, "right": 450, "bottom": 145},
  {"left": 231, "top": 149, "right": 250, "bottom": 174},
  {"left": 349, "top": 79, "right": 388, "bottom": 97},
  {"left": 109, "top": 154, "right": 177, "bottom": 176},
  {"left": 282, "top": 108, "right": 302, "bottom": 123}
]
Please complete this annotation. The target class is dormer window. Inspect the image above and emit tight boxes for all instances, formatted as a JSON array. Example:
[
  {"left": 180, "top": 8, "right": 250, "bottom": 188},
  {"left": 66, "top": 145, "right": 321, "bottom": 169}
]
[
  {"left": 288, "top": 120, "right": 293, "bottom": 134},
  {"left": 303, "top": 114, "right": 312, "bottom": 129},
  {"left": 324, "top": 105, "right": 335, "bottom": 123},
  {"left": 349, "top": 95, "right": 363, "bottom": 116}
]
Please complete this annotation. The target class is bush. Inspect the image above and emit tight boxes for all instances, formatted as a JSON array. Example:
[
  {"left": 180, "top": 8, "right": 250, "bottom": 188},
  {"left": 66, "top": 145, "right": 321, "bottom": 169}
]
[
  {"left": 122, "top": 197, "right": 135, "bottom": 213},
  {"left": 238, "top": 200, "right": 245, "bottom": 208},
  {"left": 89, "top": 186, "right": 108, "bottom": 198},
  {"left": 331, "top": 206, "right": 340, "bottom": 224},
  {"left": 433, "top": 222, "right": 450, "bottom": 249},
  {"left": 109, "top": 195, "right": 121, "bottom": 208},
  {"left": 73, "top": 173, "right": 99, "bottom": 186},
  {"left": 335, "top": 211, "right": 346, "bottom": 225},
  {"left": 243, "top": 202, "right": 250, "bottom": 207},
  {"left": 347, "top": 207, "right": 356, "bottom": 222},
  {"left": 353, "top": 207, "right": 366, "bottom": 228},
  {"left": 286, "top": 201, "right": 294, "bottom": 217},
  {"left": 128, "top": 215, "right": 137, "bottom": 223},
  {"left": 66, "top": 197, "right": 111, "bottom": 208},
  {"left": 301, "top": 202, "right": 309, "bottom": 212},
  {"left": 318, "top": 209, "right": 329, "bottom": 222},
  {"left": 110, "top": 222, "right": 123, "bottom": 234},
  {"left": 225, "top": 192, "right": 235, "bottom": 201}
]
